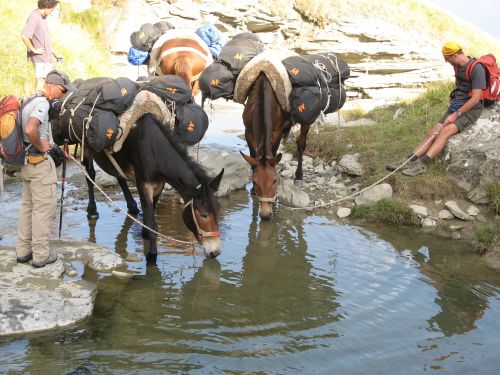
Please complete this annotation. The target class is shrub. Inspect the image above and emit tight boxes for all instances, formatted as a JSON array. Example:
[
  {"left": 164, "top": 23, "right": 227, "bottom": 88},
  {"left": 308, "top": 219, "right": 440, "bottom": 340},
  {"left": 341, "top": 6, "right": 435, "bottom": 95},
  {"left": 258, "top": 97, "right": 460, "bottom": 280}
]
[
  {"left": 487, "top": 181, "right": 500, "bottom": 214},
  {"left": 351, "top": 198, "right": 415, "bottom": 225}
]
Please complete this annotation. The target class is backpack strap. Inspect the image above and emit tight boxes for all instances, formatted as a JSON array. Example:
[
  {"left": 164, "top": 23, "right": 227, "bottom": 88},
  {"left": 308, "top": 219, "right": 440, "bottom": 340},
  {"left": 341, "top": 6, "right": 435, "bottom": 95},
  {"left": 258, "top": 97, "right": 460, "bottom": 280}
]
[
  {"left": 465, "top": 58, "right": 479, "bottom": 82},
  {"left": 19, "top": 93, "right": 47, "bottom": 155}
]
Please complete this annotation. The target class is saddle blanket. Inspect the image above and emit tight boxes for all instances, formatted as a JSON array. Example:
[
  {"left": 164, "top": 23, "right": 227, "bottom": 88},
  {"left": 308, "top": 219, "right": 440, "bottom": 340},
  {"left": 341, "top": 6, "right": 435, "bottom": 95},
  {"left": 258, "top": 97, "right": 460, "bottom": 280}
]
[
  {"left": 233, "top": 49, "right": 297, "bottom": 112},
  {"left": 113, "top": 90, "right": 173, "bottom": 153},
  {"left": 148, "top": 29, "right": 213, "bottom": 77}
]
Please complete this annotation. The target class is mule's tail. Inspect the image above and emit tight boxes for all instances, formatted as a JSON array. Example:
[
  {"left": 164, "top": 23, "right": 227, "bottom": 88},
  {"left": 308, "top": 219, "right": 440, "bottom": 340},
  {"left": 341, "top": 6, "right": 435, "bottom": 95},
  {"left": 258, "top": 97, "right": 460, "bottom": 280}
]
[{"left": 173, "top": 56, "right": 192, "bottom": 88}]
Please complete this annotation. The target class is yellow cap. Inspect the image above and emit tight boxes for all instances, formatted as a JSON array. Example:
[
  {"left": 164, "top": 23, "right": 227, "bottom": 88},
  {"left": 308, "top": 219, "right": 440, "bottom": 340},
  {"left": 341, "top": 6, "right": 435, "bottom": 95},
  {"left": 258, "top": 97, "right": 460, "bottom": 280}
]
[{"left": 442, "top": 41, "right": 462, "bottom": 56}]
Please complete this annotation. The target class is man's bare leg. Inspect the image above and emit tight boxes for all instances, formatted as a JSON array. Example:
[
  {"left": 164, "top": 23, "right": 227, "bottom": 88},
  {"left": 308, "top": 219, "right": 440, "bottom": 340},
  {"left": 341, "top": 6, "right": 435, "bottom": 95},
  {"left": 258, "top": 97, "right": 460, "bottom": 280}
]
[
  {"left": 412, "top": 122, "right": 444, "bottom": 157},
  {"left": 425, "top": 123, "right": 459, "bottom": 158},
  {"left": 35, "top": 77, "right": 46, "bottom": 92}
]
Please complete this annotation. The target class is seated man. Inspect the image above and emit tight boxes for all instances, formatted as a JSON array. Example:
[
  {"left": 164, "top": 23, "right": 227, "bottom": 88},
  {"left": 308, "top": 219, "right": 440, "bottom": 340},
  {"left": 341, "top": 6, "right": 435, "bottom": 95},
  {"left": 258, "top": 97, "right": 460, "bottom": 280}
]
[{"left": 387, "top": 41, "right": 486, "bottom": 176}]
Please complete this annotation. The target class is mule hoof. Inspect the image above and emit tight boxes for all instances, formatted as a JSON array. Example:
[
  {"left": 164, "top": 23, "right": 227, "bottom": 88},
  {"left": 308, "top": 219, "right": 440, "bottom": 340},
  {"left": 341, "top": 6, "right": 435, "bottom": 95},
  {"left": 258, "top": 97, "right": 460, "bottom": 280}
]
[
  {"left": 87, "top": 213, "right": 99, "bottom": 220},
  {"left": 294, "top": 179, "right": 304, "bottom": 187}
]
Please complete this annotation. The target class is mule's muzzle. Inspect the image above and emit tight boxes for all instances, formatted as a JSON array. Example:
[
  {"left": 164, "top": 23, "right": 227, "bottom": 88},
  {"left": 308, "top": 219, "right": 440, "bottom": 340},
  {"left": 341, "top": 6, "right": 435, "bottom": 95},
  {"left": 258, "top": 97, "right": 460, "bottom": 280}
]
[{"left": 202, "top": 237, "right": 221, "bottom": 258}]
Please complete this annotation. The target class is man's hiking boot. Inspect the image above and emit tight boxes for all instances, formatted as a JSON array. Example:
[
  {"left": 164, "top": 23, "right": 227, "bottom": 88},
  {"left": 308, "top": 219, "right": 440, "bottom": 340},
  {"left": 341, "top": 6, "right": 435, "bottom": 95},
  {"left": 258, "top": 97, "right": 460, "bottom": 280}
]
[
  {"left": 32, "top": 252, "right": 58, "bottom": 268},
  {"left": 402, "top": 159, "right": 427, "bottom": 177},
  {"left": 386, "top": 157, "right": 411, "bottom": 171},
  {"left": 17, "top": 253, "right": 32, "bottom": 263}
]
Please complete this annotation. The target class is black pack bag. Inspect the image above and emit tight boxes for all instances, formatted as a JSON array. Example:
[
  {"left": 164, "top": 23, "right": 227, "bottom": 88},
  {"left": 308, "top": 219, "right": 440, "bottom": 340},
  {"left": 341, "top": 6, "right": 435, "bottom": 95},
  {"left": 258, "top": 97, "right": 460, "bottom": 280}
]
[
  {"left": 136, "top": 75, "right": 192, "bottom": 106},
  {"left": 325, "top": 85, "right": 347, "bottom": 114},
  {"left": 232, "top": 32, "right": 262, "bottom": 43},
  {"left": 219, "top": 33, "right": 265, "bottom": 76},
  {"left": 66, "top": 77, "right": 112, "bottom": 107},
  {"left": 86, "top": 109, "right": 120, "bottom": 152},
  {"left": 199, "top": 62, "right": 235, "bottom": 100},
  {"left": 59, "top": 104, "right": 119, "bottom": 152},
  {"left": 174, "top": 102, "right": 209, "bottom": 145},
  {"left": 85, "top": 77, "right": 138, "bottom": 115},
  {"left": 289, "top": 86, "right": 329, "bottom": 126},
  {"left": 130, "top": 23, "right": 163, "bottom": 52},
  {"left": 300, "top": 53, "right": 350, "bottom": 86},
  {"left": 282, "top": 56, "right": 325, "bottom": 87},
  {"left": 153, "top": 21, "right": 175, "bottom": 34}
]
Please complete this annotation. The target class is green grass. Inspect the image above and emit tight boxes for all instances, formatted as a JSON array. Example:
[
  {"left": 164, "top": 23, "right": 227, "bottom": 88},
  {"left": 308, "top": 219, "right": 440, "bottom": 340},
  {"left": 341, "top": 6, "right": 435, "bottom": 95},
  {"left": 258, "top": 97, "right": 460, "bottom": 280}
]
[
  {"left": 487, "top": 181, "right": 500, "bottom": 214},
  {"left": 475, "top": 219, "right": 500, "bottom": 246},
  {"left": 301, "top": 80, "right": 466, "bottom": 200},
  {"left": 350, "top": 198, "right": 415, "bottom": 225}
]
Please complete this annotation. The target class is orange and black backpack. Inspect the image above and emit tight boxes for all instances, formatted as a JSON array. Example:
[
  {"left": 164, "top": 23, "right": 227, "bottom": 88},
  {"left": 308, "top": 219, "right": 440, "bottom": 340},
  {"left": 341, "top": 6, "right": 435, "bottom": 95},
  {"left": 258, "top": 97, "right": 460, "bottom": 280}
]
[
  {"left": 465, "top": 54, "right": 500, "bottom": 105},
  {"left": 0, "top": 95, "right": 25, "bottom": 164},
  {"left": 0, "top": 94, "right": 39, "bottom": 164}
]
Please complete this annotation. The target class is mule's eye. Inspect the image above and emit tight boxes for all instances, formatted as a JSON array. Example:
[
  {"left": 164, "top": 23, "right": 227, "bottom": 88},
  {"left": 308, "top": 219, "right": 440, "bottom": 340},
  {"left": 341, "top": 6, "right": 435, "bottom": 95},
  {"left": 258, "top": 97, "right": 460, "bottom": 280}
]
[
  {"left": 200, "top": 212, "right": 208, "bottom": 219},
  {"left": 273, "top": 179, "right": 278, "bottom": 185}
]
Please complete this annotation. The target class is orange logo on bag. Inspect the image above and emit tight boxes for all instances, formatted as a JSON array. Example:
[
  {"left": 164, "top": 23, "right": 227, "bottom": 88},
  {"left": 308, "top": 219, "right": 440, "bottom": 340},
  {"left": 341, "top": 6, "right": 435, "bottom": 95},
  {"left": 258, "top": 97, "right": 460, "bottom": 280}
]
[
  {"left": 211, "top": 79, "right": 220, "bottom": 86},
  {"left": 297, "top": 103, "right": 305, "bottom": 112},
  {"left": 167, "top": 87, "right": 178, "bottom": 94},
  {"left": 106, "top": 128, "right": 114, "bottom": 139},
  {"left": 234, "top": 53, "right": 244, "bottom": 60},
  {"left": 291, "top": 68, "right": 300, "bottom": 75},
  {"left": 187, "top": 121, "right": 195, "bottom": 132},
  {"left": 121, "top": 88, "right": 128, "bottom": 96}
]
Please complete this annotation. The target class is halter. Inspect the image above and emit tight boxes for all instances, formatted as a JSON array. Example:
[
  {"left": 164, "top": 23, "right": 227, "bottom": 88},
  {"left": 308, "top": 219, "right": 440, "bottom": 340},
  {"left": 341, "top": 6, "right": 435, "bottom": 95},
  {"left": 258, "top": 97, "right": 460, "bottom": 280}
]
[
  {"left": 256, "top": 194, "right": 276, "bottom": 203},
  {"left": 183, "top": 198, "right": 220, "bottom": 239}
]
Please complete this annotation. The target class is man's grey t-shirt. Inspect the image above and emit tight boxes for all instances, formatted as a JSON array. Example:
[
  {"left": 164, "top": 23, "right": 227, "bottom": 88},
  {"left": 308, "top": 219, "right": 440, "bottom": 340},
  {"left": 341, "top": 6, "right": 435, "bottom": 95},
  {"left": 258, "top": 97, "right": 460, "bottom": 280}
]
[
  {"left": 21, "top": 96, "right": 53, "bottom": 154},
  {"left": 21, "top": 10, "right": 52, "bottom": 64}
]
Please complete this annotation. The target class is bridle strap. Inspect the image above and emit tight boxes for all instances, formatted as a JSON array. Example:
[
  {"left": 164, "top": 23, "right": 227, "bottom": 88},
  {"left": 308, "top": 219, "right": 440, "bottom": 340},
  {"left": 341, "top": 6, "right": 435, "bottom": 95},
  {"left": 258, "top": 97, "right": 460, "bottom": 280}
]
[
  {"left": 256, "top": 195, "right": 276, "bottom": 203},
  {"left": 183, "top": 198, "right": 220, "bottom": 238}
]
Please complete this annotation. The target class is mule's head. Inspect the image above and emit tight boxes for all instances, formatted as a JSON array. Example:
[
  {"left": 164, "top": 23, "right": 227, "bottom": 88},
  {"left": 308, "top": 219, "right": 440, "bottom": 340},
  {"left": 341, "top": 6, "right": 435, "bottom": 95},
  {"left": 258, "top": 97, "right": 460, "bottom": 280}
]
[
  {"left": 182, "top": 169, "right": 224, "bottom": 258},
  {"left": 241, "top": 152, "right": 282, "bottom": 220}
]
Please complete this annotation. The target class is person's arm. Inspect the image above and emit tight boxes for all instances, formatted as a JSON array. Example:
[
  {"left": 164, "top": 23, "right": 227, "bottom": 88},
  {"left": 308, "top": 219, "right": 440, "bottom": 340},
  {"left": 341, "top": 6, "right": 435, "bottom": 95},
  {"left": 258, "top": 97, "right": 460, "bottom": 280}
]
[
  {"left": 444, "top": 63, "right": 486, "bottom": 125},
  {"left": 21, "top": 34, "right": 44, "bottom": 55},
  {"left": 25, "top": 117, "right": 50, "bottom": 153},
  {"left": 444, "top": 89, "right": 482, "bottom": 125}
]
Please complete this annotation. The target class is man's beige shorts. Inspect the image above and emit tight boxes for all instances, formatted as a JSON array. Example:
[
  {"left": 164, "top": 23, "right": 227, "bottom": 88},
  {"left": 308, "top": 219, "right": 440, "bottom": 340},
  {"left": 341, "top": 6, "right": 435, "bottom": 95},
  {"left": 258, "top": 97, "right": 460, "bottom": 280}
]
[
  {"left": 33, "top": 62, "right": 53, "bottom": 79},
  {"left": 439, "top": 107, "right": 483, "bottom": 132}
]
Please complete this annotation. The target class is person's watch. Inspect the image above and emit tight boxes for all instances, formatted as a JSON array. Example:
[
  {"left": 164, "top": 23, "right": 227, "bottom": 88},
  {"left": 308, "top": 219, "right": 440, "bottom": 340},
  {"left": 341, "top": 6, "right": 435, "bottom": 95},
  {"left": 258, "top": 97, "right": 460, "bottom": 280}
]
[{"left": 456, "top": 110, "right": 462, "bottom": 117}]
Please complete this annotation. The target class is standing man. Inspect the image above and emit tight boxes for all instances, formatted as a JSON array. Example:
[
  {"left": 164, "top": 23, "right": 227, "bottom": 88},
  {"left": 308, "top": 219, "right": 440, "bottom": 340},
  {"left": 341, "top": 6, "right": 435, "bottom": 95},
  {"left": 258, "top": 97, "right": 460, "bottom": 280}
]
[
  {"left": 16, "top": 70, "right": 75, "bottom": 268},
  {"left": 387, "top": 41, "right": 486, "bottom": 176},
  {"left": 21, "top": 0, "right": 61, "bottom": 91}
]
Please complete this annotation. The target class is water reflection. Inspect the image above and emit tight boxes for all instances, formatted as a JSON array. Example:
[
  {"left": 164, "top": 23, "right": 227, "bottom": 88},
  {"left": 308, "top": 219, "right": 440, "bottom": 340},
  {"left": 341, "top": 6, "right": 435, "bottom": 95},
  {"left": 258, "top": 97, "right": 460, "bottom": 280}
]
[{"left": 369, "top": 226, "right": 499, "bottom": 337}]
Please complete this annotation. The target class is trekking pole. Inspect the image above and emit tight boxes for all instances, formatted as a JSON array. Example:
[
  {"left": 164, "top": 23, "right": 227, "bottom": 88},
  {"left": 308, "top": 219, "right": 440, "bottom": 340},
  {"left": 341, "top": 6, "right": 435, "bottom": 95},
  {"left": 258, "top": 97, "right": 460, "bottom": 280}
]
[{"left": 58, "top": 139, "right": 69, "bottom": 239}]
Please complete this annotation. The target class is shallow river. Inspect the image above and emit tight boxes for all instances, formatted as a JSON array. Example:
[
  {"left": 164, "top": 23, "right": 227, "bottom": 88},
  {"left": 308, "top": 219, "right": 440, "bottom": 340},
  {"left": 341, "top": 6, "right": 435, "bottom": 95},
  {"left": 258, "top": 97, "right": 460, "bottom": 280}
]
[{"left": 1, "top": 102, "right": 499, "bottom": 374}]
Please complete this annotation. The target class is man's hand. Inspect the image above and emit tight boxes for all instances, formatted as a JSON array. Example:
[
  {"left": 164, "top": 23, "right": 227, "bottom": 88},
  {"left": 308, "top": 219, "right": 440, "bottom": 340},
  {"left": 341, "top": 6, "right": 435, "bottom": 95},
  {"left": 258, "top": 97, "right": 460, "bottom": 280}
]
[
  {"left": 444, "top": 112, "right": 458, "bottom": 125},
  {"left": 32, "top": 47, "right": 45, "bottom": 55},
  {"left": 48, "top": 145, "right": 67, "bottom": 167}
]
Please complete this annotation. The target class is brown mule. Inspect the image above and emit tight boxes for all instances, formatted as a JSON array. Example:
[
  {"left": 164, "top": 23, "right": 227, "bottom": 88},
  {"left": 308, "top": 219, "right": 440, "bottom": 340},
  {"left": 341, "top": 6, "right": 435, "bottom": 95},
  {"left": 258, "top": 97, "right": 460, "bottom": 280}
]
[
  {"left": 241, "top": 72, "right": 311, "bottom": 219},
  {"left": 158, "top": 38, "right": 211, "bottom": 97}
]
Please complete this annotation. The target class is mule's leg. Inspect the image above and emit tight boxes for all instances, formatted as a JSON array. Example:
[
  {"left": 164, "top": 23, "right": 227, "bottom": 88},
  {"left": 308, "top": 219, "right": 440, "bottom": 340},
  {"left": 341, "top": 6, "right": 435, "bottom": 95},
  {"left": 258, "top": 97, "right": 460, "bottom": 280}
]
[
  {"left": 117, "top": 177, "right": 140, "bottom": 216},
  {"left": 137, "top": 182, "right": 158, "bottom": 264},
  {"left": 83, "top": 156, "right": 99, "bottom": 219},
  {"left": 294, "top": 124, "right": 311, "bottom": 187}
]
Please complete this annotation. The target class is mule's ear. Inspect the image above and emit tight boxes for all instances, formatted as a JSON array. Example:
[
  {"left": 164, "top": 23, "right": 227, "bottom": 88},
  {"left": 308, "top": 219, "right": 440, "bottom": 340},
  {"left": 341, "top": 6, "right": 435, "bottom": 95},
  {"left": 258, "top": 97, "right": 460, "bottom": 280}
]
[
  {"left": 240, "top": 151, "right": 257, "bottom": 167},
  {"left": 270, "top": 153, "right": 282, "bottom": 167},
  {"left": 209, "top": 168, "right": 225, "bottom": 191}
]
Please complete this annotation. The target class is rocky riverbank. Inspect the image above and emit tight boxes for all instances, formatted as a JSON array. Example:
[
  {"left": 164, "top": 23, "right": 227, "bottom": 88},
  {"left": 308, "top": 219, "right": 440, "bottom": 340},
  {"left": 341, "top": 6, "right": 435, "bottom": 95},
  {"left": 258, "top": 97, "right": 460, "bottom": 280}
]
[{"left": 1, "top": 0, "right": 499, "bottom": 337}]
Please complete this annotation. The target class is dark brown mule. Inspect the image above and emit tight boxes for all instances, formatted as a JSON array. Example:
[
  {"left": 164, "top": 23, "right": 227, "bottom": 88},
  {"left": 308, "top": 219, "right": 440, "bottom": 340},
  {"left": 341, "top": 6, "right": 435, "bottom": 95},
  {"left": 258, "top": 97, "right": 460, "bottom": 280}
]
[
  {"left": 158, "top": 38, "right": 211, "bottom": 97},
  {"left": 241, "top": 72, "right": 311, "bottom": 220}
]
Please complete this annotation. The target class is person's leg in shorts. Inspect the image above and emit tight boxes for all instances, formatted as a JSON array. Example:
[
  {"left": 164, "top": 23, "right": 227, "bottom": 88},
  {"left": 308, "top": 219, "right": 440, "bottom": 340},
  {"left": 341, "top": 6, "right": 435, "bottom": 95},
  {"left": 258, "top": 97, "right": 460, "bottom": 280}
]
[
  {"left": 402, "top": 107, "right": 482, "bottom": 176},
  {"left": 33, "top": 62, "right": 53, "bottom": 91}
]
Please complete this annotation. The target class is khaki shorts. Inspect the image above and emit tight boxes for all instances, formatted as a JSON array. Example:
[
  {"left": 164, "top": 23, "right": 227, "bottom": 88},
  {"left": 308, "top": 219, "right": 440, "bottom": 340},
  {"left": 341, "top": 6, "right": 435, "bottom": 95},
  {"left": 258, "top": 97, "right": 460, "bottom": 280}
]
[
  {"left": 33, "top": 62, "right": 53, "bottom": 79},
  {"left": 439, "top": 107, "right": 483, "bottom": 132}
]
